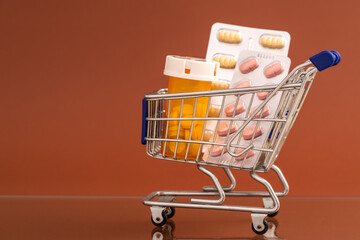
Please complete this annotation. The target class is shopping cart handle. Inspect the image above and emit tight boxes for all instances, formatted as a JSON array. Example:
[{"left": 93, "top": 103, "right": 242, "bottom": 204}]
[
  {"left": 309, "top": 50, "right": 341, "bottom": 71},
  {"left": 141, "top": 98, "right": 148, "bottom": 145}
]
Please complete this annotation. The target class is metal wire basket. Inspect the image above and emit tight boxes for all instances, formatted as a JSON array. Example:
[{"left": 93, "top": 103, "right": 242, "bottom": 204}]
[{"left": 141, "top": 50, "right": 341, "bottom": 235}]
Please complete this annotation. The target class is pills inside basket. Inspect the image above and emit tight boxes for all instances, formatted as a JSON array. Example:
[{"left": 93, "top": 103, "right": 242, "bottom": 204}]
[
  {"left": 206, "top": 23, "right": 291, "bottom": 83},
  {"left": 239, "top": 58, "right": 259, "bottom": 74},
  {"left": 204, "top": 50, "right": 291, "bottom": 168},
  {"left": 264, "top": 62, "right": 284, "bottom": 78},
  {"left": 204, "top": 23, "right": 291, "bottom": 156}
]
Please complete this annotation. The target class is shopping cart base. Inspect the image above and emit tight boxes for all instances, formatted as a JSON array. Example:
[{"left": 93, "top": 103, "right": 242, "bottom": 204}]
[{"left": 143, "top": 164, "right": 289, "bottom": 235}]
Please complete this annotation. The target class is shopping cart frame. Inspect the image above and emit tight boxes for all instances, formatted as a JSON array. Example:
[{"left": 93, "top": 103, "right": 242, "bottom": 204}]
[{"left": 141, "top": 51, "right": 340, "bottom": 235}]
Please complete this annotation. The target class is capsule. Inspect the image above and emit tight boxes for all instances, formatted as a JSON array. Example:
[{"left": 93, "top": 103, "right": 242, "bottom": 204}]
[
  {"left": 208, "top": 145, "right": 227, "bottom": 157},
  {"left": 239, "top": 58, "right": 259, "bottom": 74},
  {"left": 172, "top": 104, "right": 194, "bottom": 116},
  {"left": 260, "top": 36, "right": 285, "bottom": 49},
  {"left": 180, "top": 117, "right": 193, "bottom": 129},
  {"left": 166, "top": 126, "right": 185, "bottom": 139},
  {"left": 235, "top": 148, "right": 255, "bottom": 160},
  {"left": 188, "top": 143, "right": 202, "bottom": 157},
  {"left": 193, "top": 125, "right": 203, "bottom": 140},
  {"left": 168, "top": 141, "right": 187, "bottom": 154},
  {"left": 234, "top": 81, "right": 251, "bottom": 89},
  {"left": 212, "top": 81, "right": 230, "bottom": 90},
  {"left": 183, "top": 126, "right": 204, "bottom": 158},
  {"left": 168, "top": 111, "right": 179, "bottom": 126},
  {"left": 217, "top": 30, "right": 242, "bottom": 44},
  {"left": 243, "top": 126, "right": 262, "bottom": 140},
  {"left": 180, "top": 104, "right": 195, "bottom": 116},
  {"left": 218, "top": 123, "right": 237, "bottom": 136},
  {"left": 264, "top": 62, "right": 283, "bottom": 78},
  {"left": 212, "top": 55, "right": 237, "bottom": 69},
  {"left": 250, "top": 106, "right": 270, "bottom": 118},
  {"left": 225, "top": 102, "right": 245, "bottom": 117}
]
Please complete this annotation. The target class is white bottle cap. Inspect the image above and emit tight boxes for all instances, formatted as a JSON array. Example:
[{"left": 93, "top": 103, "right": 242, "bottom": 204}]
[{"left": 164, "top": 55, "right": 219, "bottom": 82}]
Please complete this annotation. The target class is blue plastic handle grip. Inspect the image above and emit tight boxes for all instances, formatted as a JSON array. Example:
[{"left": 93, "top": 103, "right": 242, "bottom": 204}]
[
  {"left": 309, "top": 50, "right": 341, "bottom": 71},
  {"left": 141, "top": 98, "right": 148, "bottom": 145}
]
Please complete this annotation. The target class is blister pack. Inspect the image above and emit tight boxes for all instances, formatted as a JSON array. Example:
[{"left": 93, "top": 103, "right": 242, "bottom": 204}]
[
  {"left": 204, "top": 50, "right": 291, "bottom": 169},
  {"left": 206, "top": 22, "right": 291, "bottom": 84},
  {"left": 204, "top": 23, "right": 291, "bottom": 141}
]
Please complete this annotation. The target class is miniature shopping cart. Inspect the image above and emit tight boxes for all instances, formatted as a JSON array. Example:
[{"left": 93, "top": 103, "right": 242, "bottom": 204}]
[{"left": 141, "top": 51, "right": 340, "bottom": 235}]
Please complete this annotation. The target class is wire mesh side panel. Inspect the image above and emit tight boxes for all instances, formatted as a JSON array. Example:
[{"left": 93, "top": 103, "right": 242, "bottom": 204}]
[
  {"left": 147, "top": 95, "right": 215, "bottom": 163},
  {"left": 145, "top": 66, "right": 316, "bottom": 172},
  {"left": 146, "top": 99, "right": 163, "bottom": 156},
  {"left": 205, "top": 89, "right": 279, "bottom": 171},
  {"left": 262, "top": 68, "right": 317, "bottom": 170}
]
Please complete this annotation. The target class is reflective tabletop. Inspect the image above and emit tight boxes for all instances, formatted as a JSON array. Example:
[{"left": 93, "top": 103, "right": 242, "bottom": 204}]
[{"left": 0, "top": 196, "right": 358, "bottom": 239}]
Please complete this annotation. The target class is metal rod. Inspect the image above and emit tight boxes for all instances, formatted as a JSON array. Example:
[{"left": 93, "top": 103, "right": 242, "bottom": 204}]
[
  {"left": 145, "top": 83, "right": 303, "bottom": 100},
  {"left": 191, "top": 165, "right": 226, "bottom": 205},
  {"left": 203, "top": 167, "right": 236, "bottom": 192}
]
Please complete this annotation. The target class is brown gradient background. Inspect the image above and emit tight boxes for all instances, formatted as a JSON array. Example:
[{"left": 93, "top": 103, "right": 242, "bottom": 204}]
[{"left": 0, "top": 0, "right": 359, "bottom": 196}]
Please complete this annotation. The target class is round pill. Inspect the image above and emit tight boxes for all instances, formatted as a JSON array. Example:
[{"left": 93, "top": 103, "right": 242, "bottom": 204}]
[
  {"left": 225, "top": 102, "right": 245, "bottom": 117},
  {"left": 239, "top": 58, "right": 259, "bottom": 74}
]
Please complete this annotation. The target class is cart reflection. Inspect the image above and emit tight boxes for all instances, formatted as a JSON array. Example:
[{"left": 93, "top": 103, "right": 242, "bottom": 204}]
[{"left": 151, "top": 218, "right": 283, "bottom": 240}]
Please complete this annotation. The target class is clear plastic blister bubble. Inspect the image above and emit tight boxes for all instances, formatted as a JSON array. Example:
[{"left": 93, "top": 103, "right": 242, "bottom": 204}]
[
  {"left": 211, "top": 80, "right": 230, "bottom": 90},
  {"left": 239, "top": 57, "right": 259, "bottom": 74},
  {"left": 206, "top": 23, "right": 291, "bottom": 83},
  {"left": 263, "top": 61, "right": 284, "bottom": 78},
  {"left": 204, "top": 23, "right": 291, "bottom": 168},
  {"left": 217, "top": 29, "right": 242, "bottom": 44},
  {"left": 204, "top": 50, "right": 291, "bottom": 168},
  {"left": 259, "top": 34, "right": 285, "bottom": 49},
  {"left": 212, "top": 54, "right": 237, "bottom": 69}
]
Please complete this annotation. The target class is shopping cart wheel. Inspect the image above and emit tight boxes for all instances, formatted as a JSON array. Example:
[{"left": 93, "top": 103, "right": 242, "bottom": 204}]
[
  {"left": 251, "top": 219, "right": 269, "bottom": 235},
  {"left": 165, "top": 207, "right": 175, "bottom": 219},
  {"left": 267, "top": 210, "right": 278, "bottom": 218},
  {"left": 262, "top": 197, "right": 278, "bottom": 217},
  {"left": 151, "top": 210, "right": 168, "bottom": 227}
]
